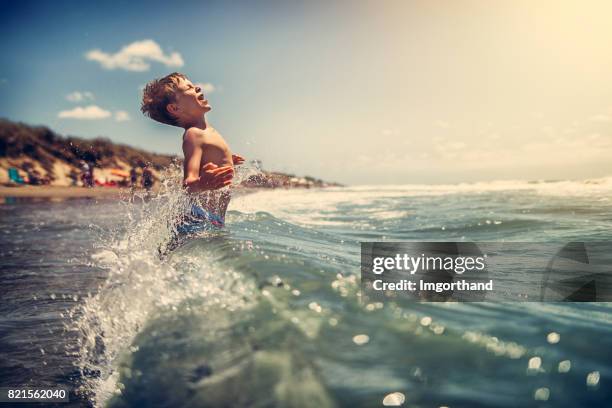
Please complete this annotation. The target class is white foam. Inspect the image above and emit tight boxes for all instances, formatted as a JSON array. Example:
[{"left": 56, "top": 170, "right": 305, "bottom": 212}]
[{"left": 232, "top": 176, "right": 612, "bottom": 227}]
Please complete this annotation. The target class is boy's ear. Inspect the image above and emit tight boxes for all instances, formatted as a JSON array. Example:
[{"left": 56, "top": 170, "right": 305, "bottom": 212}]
[{"left": 166, "top": 103, "right": 178, "bottom": 115}]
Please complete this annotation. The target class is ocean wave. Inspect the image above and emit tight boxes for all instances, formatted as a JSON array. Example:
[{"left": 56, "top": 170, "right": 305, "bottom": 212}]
[{"left": 63, "top": 171, "right": 612, "bottom": 407}]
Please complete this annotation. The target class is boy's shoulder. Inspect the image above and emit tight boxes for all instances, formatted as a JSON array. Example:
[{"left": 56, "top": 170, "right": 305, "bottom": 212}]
[{"left": 182, "top": 126, "right": 213, "bottom": 144}]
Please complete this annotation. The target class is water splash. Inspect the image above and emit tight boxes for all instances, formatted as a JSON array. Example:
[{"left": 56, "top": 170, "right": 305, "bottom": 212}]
[{"left": 70, "top": 163, "right": 256, "bottom": 406}]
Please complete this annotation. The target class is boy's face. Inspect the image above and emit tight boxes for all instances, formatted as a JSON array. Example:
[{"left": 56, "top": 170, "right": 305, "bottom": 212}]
[{"left": 167, "top": 77, "right": 211, "bottom": 123}]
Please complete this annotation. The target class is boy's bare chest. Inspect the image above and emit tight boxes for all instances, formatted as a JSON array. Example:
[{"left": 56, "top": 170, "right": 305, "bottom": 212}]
[{"left": 201, "top": 131, "right": 232, "bottom": 165}]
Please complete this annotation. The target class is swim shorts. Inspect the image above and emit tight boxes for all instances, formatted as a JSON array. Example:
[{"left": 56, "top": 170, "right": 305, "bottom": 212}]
[{"left": 176, "top": 204, "right": 225, "bottom": 235}]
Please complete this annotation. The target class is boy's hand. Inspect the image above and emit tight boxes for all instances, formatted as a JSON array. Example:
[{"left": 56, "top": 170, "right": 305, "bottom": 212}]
[
  {"left": 198, "top": 163, "right": 234, "bottom": 190},
  {"left": 232, "top": 154, "right": 245, "bottom": 165}
]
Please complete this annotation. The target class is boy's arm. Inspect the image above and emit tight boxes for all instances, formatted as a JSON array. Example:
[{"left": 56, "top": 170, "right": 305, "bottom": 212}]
[{"left": 182, "top": 132, "right": 233, "bottom": 193}]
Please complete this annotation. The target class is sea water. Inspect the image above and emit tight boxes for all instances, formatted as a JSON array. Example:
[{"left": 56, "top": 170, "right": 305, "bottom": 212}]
[{"left": 1, "top": 174, "right": 611, "bottom": 407}]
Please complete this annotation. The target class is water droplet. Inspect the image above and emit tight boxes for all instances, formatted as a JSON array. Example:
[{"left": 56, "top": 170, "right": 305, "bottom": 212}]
[
  {"left": 558, "top": 360, "right": 571, "bottom": 373},
  {"left": 420, "top": 316, "right": 432, "bottom": 326},
  {"left": 353, "top": 334, "right": 369, "bottom": 345},
  {"left": 586, "top": 371, "right": 600, "bottom": 387},
  {"left": 382, "top": 392, "right": 405, "bottom": 406},
  {"left": 528, "top": 356, "right": 542, "bottom": 371},
  {"left": 308, "top": 302, "right": 322, "bottom": 313},
  {"left": 534, "top": 387, "right": 550, "bottom": 401},
  {"left": 546, "top": 332, "right": 560, "bottom": 344}
]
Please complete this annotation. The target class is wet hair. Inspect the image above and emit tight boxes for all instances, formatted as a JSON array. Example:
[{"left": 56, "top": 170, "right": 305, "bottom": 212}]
[{"left": 141, "top": 72, "right": 187, "bottom": 126}]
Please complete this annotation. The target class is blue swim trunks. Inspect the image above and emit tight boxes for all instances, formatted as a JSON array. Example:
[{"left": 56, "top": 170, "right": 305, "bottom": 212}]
[
  {"left": 176, "top": 204, "right": 225, "bottom": 235},
  {"left": 158, "top": 205, "right": 226, "bottom": 257}
]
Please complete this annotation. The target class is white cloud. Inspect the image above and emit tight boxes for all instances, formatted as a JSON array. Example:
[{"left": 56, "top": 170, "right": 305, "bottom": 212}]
[
  {"left": 114, "top": 110, "right": 131, "bottom": 122},
  {"left": 85, "top": 39, "right": 184, "bottom": 72},
  {"left": 58, "top": 105, "right": 112, "bottom": 119},
  {"left": 196, "top": 82, "right": 216, "bottom": 94},
  {"left": 66, "top": 91, "right": 94, "bottom": 102}
]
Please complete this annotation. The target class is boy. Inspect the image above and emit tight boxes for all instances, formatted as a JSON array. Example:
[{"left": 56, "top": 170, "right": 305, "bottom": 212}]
[{"left": 141, "top": 72, "right": 243, "bottom": 232}]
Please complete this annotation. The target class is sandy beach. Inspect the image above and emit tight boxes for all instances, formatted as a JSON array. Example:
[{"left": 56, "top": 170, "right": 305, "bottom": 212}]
[
  {"left": 0, "top": 185, "right": 262, "bottom": 200},
  {"left": 0, "top": 185, "right": 130, "bottom": 198}
]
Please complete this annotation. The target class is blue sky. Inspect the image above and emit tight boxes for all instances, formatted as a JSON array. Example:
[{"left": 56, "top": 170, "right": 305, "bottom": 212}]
[{"left": 1, "top": 0, "right": 612, "bottom": 185}]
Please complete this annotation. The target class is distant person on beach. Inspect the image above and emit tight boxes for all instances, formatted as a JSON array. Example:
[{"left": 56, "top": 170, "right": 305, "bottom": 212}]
[
  {"left": 130, "top": 167, "right": 138, "bottom": 187},
  {"left": 141, "top": 166, "right": 154, "bottom": 191},
  {"left": 27, "top": 169, "right": 41, "bottom": 185},
  {"left": 141, "top": 72, "right": 244, "bottom": 234},
  {"left": 79, "top": 160, "right": 93, "bottom": 188},
  {"left": 69, "top": 168, "right": 79, "bottom": 186}
]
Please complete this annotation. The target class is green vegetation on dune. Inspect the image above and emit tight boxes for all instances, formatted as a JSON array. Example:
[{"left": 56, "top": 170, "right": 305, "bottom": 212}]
[
  {"left": 0, "top": 118, "right": 341, "bottom": 188},
  {"left": 0, "top": 118, "right": 175, "bottom": 174}
]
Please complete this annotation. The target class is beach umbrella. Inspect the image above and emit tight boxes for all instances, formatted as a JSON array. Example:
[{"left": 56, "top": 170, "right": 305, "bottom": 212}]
[{"left": 110, "top": 169, "right": 130, "bottom": 178}]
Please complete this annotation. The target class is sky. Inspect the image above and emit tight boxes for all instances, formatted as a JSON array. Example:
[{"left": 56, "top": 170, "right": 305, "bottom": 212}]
[{"left": 1, "top": 0, "right": 612, "bottom": 185}]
